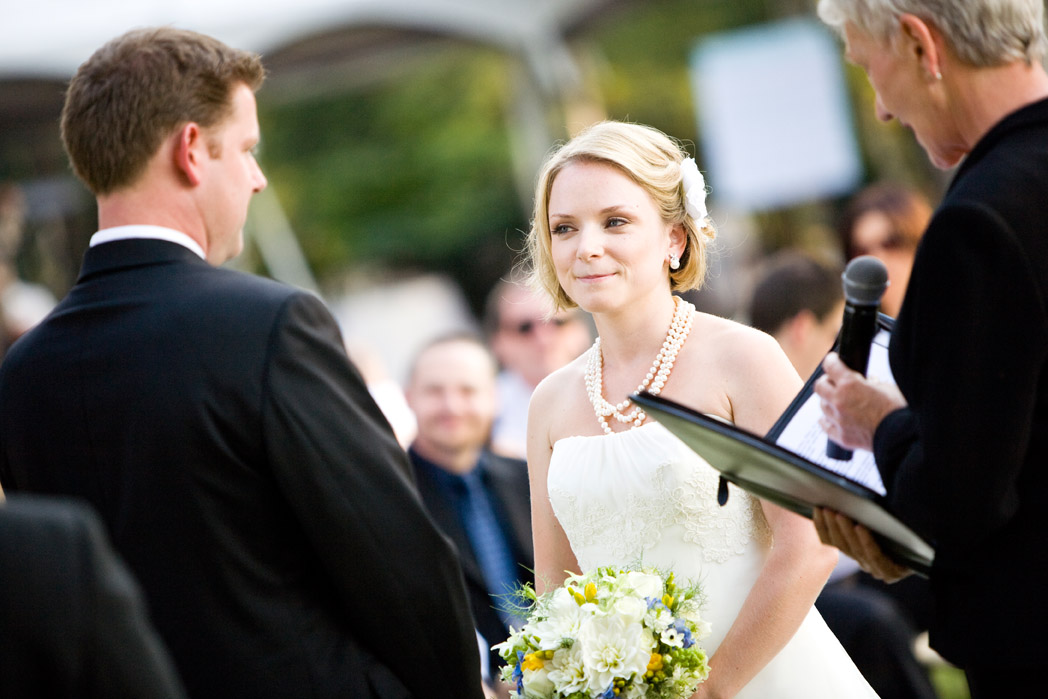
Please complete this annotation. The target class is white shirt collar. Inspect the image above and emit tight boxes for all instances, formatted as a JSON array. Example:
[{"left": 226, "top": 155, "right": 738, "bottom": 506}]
[{"left": 90, "top": 225, "right": 206, "bottom": 260}]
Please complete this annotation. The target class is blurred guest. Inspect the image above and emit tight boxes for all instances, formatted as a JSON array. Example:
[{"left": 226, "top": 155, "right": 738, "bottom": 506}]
[
  {"left": 748, "top": 249, "right": 938, "bottom": 699},
  {"left": 483, "top": 274, "right": 592, "bottom": 458},
  {"left": 1, "top": 495, "right": 185, "bottom": 699},
  {"left": 0, "top": 182, "right": 56, "bottom": 360},
  {"left": 346, "top": 339, "right": 417, "bottom": 448},
  {"left": 0, "top": 27, "right": 482, "bottom": 699},
  {"left": 404, "top": 333, "right": 533, "bottom": 687},
  {"left": 748, "top": 250, "right": 844, "bottom": 379},
  {"left": 838, "top": 182, "right": 933, "bottom": 318},
  {"left": 813, "top": 2, "right": 1048, "bottom": 696}
]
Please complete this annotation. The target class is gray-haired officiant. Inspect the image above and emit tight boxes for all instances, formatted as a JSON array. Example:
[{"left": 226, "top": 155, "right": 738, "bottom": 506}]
[{"left": 811, "top": 2, "right": 1048, "bottom": 697}]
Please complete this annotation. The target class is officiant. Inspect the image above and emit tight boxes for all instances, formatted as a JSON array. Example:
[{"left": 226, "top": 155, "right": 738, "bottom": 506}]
[{"left": 810, "top": 2, "right": 1048, "bottom": 697}]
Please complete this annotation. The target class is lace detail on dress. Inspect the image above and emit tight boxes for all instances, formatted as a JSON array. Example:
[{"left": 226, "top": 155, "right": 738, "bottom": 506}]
[
  {"left": 548, "top": 460, "right": 678, "bottom": 569},
  {"left": 671, "top": 456, "right": 772, "bottom": 564}
]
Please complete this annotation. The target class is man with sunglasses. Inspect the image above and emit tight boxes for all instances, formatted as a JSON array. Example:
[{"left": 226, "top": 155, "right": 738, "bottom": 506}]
[{"left": 483, "top": 275, "right": 593, "bottom": 459}]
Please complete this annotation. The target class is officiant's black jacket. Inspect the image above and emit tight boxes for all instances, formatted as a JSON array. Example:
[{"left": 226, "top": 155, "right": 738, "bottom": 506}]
[
  {"left": 872, "top": 96, "right": 1048, "bottom": 669},
  {"left": 0, "top": 495, "right": 185, "bottom": 699},
  {"left": 0, "top": 239, "right": 483, "bottom": 699}
]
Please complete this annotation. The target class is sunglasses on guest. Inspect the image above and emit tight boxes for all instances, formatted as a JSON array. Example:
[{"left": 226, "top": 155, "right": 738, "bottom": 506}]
[{"left": 504, "top": 317, "right": 576, "bottom": 336}]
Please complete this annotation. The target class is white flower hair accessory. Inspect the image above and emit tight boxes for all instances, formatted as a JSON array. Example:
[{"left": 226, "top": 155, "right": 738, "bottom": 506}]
[{"left": 680, "top": 157, "right": 708, "bottom": 222}]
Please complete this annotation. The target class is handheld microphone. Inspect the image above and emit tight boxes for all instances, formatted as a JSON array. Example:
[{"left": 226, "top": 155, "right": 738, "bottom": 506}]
[{"left": 826, "top": 255, "right": 889, "bottom": 461}]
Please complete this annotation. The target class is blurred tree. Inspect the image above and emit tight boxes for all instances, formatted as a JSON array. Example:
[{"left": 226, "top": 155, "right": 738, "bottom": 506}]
[
  {"left": 258, "top": 42, "right": 523, "bottom": 310},
  {"left": 220, "top": 0, "right": 942, "bottom": 315}
]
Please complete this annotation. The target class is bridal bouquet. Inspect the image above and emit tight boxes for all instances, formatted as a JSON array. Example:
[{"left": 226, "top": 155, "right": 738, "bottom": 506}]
[{"left": 493, "top": 567, "right": 710, "bottom": 699}]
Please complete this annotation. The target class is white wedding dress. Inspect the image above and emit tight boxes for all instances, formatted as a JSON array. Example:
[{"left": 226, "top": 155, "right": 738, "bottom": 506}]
[{"left": 547, "top": 422, "right": 878, "bottom": 698}]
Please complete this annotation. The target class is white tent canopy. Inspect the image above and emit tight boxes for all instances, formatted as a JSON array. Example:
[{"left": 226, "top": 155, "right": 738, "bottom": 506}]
[
  {"left": 1, "top": 0, "right": 620, "bottom": 294},
  {"left": 1, "top": 0, "right": 609, "bottom": 84}
]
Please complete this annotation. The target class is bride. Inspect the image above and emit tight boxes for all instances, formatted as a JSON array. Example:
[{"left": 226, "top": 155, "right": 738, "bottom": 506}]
[{"left": 524, "top": 121, "right": 877, "bottom": 698}]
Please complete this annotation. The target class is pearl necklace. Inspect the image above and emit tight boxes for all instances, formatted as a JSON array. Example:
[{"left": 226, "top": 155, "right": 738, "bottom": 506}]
[{"left": 585, "top": 296, "right": 695, "bottom": 434}]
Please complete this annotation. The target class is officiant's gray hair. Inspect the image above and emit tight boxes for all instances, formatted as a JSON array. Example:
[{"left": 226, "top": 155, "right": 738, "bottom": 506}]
[
  {"left": 817, "top": 0, "right": 1046, "bottom": 66},
  {"left": 525, "top": 120, "right": 715, "bottom": 312}
]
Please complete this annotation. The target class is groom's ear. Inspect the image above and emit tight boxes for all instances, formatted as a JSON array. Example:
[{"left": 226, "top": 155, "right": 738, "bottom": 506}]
[{"left": 173, "top": 122, "right": 208, "bottom": 187}]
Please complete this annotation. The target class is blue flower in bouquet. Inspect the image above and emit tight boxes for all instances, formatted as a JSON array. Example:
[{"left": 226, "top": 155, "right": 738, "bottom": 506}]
[
  {"left": 513, "top": 651, "right": 525, "bottom": 695},
  {"left": 493, "top": 566, "right": 711, "bottom": 699}
]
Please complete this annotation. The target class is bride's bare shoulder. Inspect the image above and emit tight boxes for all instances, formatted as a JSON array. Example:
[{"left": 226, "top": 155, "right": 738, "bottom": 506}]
[
  {"left": 691, "top": 311, "right": 789, "bottom": 369},
  {"left": 532, "top": 353, "right": 585, "bottom": 404},
  {"left": 529, "top": 352, "right": 590, "bottom": 430},
  {"left": 687, "top": 311, "right": 801, "bottom": 431}
]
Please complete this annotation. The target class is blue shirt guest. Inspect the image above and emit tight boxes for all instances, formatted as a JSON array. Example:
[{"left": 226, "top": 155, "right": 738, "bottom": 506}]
[
  {"left": 403, "top": 334, "right": 534, "bottom": 686},
  {"left": 811, "top": 2, "right": 1048, "bottom": 698},
  {"left": 0, "top": 27, "right": 482, "bottom": 699}
]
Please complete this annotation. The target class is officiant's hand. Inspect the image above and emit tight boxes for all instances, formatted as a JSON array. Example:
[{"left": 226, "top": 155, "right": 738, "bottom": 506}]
[
  {"left": 812, "top": 508, "right": 913, "bottom": 583},
  {"left": 814, "top": 352, "right": 907, "bottom": 452}
]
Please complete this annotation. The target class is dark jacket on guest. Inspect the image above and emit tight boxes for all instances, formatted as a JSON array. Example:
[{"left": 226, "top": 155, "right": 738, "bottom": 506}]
[
  {"left": 0, "top": 495, "right": 185, "bottom": 699},
  {"left": 409, "top": 447, "right": 533, "bottom": 675}
]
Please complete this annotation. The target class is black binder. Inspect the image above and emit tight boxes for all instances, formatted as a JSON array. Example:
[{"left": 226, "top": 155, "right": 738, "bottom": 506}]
[{"left": 631, "top": 317, "right": 934, "bottom": 576}]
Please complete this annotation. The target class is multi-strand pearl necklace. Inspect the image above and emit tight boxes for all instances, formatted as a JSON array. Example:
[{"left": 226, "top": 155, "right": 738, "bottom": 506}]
[{"left": 585, "top": 296, "right": 695, "bottom": 435}]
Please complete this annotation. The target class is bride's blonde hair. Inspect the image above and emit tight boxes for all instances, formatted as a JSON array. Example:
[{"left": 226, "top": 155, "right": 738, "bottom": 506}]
[{"left": 524, "top": 121, "right": 716, "bottom": 311}]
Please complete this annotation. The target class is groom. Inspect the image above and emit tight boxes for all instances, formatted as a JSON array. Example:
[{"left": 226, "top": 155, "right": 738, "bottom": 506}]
[{"left": 0, "top": 27, "right": 482, "bottom": 699}]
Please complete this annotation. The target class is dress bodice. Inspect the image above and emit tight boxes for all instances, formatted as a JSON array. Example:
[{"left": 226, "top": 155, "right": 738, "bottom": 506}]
[{"left": 548, "top": 421, "right": 772, "bottom": 574}]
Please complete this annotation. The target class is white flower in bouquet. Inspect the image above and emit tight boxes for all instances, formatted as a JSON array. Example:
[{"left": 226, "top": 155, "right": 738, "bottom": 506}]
[
  {"left": 621, "top": 571, "right": 664, "bottom": 600},
  {"left": 612, "top": 594, "right": 649, "bottom": 625},
  {"left": 645, "top": 599, "right": 676, "bottom": 634},
  {"left": 579, "top": 615, "right": 653, "bottom": 695},
  {"left": 546, "top": 644, "right": 588, "bottom": 695},
  {"left": 522, "top": 663, "right": 555, "bottom": 698},
  {"left": 528, "top": 587, "right": 593, "bottom": 652},
  {"left": 493, "top": 566, "right": 710, "bottom": 699},
  {"left": 676, "top": 598, "right": 712, "bottom": 641}
]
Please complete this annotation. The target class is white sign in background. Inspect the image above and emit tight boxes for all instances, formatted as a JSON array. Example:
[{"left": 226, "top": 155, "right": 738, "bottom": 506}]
[{"left": 690, "top": 18, "right": 862, "bottom": 212}]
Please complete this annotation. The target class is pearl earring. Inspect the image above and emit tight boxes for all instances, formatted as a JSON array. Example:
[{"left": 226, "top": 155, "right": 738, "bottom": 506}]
[{"left": 669, "top": 254, "right": 680, "bottom": 270}]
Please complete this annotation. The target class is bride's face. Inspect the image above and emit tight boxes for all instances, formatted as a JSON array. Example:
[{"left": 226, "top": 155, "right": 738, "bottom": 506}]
[{"left": 547, "top": 160, "right": 681, "bottom": 315}]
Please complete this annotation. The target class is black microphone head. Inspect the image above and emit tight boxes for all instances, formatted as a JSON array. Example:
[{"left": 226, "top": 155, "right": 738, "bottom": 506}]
[{"left": 842, "top": 255, "right": 889, "bottom": 306}]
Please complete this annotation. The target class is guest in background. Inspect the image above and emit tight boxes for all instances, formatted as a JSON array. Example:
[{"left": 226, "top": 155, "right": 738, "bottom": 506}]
[
  {"left": 748, "top": 249, "right": 938, "bottom": 699},
  {"left": 838, "top": 182, "right": 933, "bottom": 318},
  {"left": 748, "top": 250, "right": 844, "bottom": 379},
  {"left": 404, "top": 333, "right": 533, "bottom": 688},
  {"left": 483, "top": 274, "right": 592, "bottom": 459},
  {"left": 0, "top": 27, "right": 482, "bottom": 699},
  {"left": 0, "top": 495, "right": 185, "bottom": 699},
  {"left": 0, "top": 182, "right": 56, "bottom": 361}
]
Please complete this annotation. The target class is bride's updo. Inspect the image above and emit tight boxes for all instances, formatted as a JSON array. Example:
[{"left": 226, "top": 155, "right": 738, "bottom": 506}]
[{"left": 525, "top": 120, "right": 716, "bottom": 311}]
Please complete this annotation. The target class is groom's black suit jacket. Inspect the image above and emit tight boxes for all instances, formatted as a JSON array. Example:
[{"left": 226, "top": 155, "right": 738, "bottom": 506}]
[{"left": 0, "top": 239, "right": 483, "bottom": 699}]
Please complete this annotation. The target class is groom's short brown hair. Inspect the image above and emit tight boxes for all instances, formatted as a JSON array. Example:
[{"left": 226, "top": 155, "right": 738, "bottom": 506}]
[{"left": 60, "top": 27, "right": 265, "bottom": 195}]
